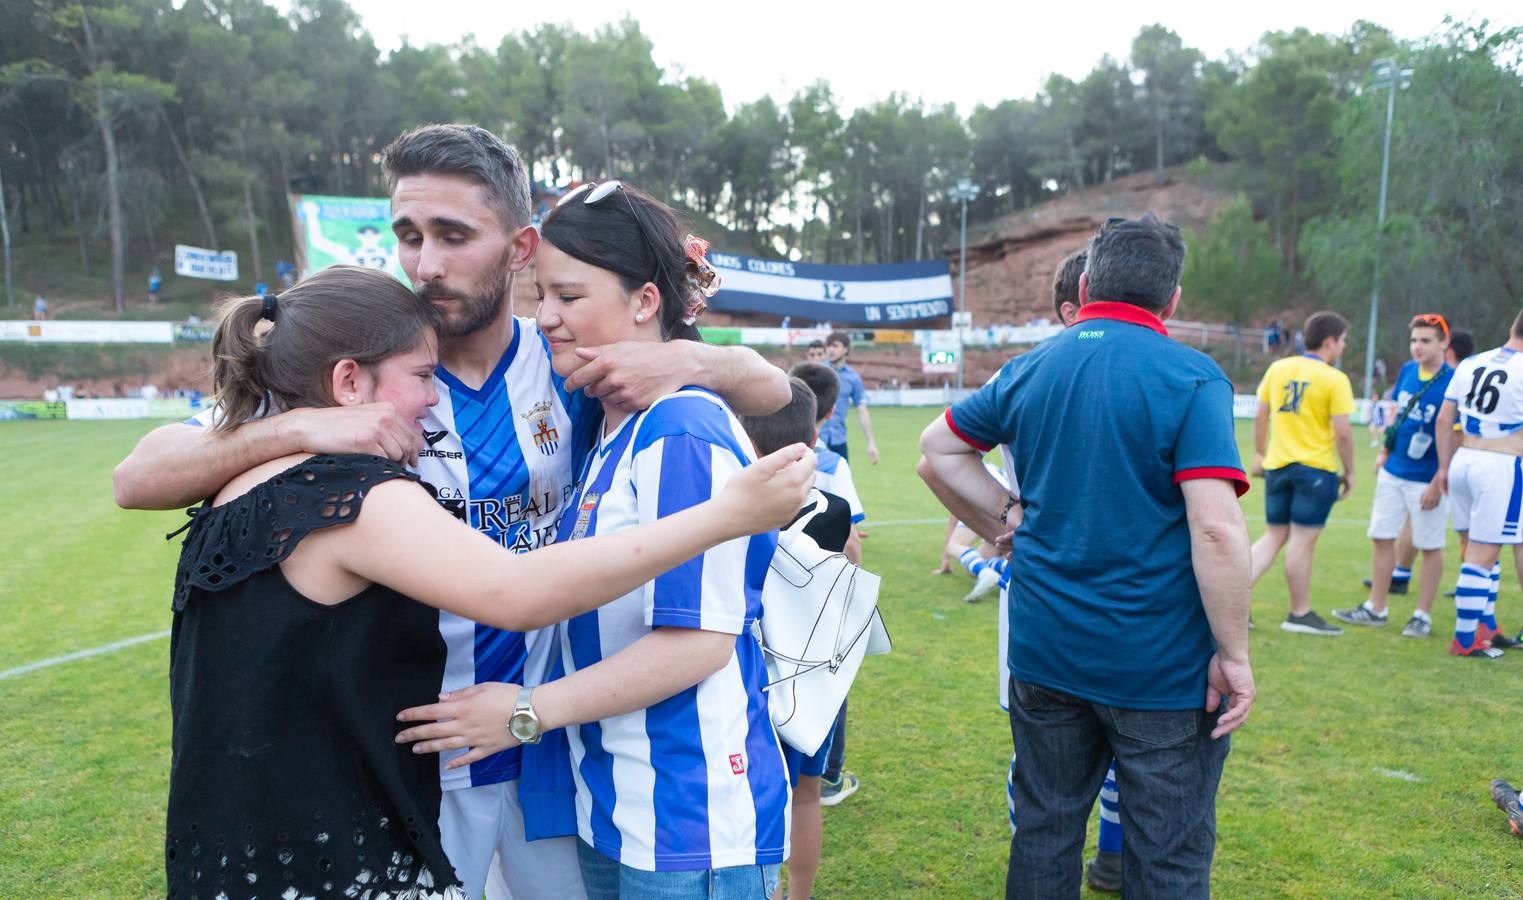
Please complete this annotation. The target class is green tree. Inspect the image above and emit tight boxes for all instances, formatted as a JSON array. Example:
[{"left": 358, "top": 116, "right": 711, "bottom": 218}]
[
  {"left": 1131, "top": 25, "right": 1205, "bottom": 181},
  {"left": 1302, "top": 22, "right": 1523, "bottom": 357},
  {"left": 1183, "top": 194, "right": 1290, "bottom": 369}
]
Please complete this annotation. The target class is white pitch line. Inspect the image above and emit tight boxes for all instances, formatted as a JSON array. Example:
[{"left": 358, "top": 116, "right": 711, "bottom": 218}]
[{"left": 0, "top": 629, "right": 171, "bottom": 681}]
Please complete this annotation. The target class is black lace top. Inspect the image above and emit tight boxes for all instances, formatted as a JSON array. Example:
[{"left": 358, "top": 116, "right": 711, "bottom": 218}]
[{"left": 166, "top": 454, "right": 463, "bottom": 899}]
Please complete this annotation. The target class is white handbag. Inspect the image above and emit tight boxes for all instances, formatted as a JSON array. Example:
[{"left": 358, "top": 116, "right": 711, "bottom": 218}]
[{"left": 758, "top": 529, "right": 891, "bottom": 756}]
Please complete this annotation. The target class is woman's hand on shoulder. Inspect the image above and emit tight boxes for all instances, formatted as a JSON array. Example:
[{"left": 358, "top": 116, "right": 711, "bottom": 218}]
[
  {"left": 395, "top": 682, "right": 522, "bottom": 767},
  {"left": 717, "top": 443, "right": 816, "bottom": 538}
]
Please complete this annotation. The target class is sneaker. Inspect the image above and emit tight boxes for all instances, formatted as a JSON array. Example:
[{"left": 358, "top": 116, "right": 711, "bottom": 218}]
[
  {"left": 1492, "top": 779, "right": 1523, "bottom": 837},
  {"left": 1477, "top": 622, "right": 1503, "bottom": 647},
  {"left": 1332, "top": 605, "right": 1389, "bottom": 627},
  {"left": 963, "top": 567, "right": 1001, "bottom": 603},
  {"left": 1449, "top": 638, "right": 1505, "bottom": 658},
  {"left": 1281, "top": 611, "right": 1344, "bottom": 636},
  {"left": 1493, "top": 631, "right": 1523, "bottom": 650},
  {"left": 819, "top": 771, "right": 859, "bottom": 807},
  {"left": 1401, "top": 615, "right": 1432, "bottom": 638},
  {"left": 1361, "top": 577, "right": 1409, "bottom": 595},
  {"left": 1084, "top": 850, "right": 1122, "bottom": 893}
]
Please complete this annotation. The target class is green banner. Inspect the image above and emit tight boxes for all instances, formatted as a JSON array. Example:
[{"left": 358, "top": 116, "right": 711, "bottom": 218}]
[
  {"left": 700, "top": 327, "right": 743, "bottom": 345},
  {"left": 0, "top": 401, "right": 68, "bottom": 420},
  {"left": 290, "top": 194, "right": 406, "bottom": 282}
]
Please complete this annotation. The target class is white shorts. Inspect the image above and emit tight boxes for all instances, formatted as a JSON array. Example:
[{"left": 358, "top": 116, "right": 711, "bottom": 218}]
[
  {"left": 440, "top": 780, "right": 586, "bottom": 900},
  {"left": 1449, "top": 448, "right": 1523, "bottom": 545},
  {"left": 1367, "top": 469, "right": 1450, "bottom": 550}
]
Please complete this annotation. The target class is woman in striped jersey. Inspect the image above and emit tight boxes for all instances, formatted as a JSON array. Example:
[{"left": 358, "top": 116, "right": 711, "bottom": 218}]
[{"left": 399, "top": 183, "right": 793, "bottom": 898}]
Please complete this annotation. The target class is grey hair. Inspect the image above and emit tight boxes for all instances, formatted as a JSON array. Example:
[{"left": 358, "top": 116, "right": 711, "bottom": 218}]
[
  {"left": 1084, "top": 214, "right": 1186, "bottom": 313},
  {"left": 381, "top": 124, "right": 532, "bottom": 230}
]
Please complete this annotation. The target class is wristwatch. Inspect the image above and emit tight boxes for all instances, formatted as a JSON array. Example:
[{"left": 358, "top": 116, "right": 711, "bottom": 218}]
[{"left": 507, "top": 686, "right": 543, "bottom": 745}]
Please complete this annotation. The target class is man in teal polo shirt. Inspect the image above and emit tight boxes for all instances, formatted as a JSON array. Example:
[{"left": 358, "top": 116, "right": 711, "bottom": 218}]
[{"left": 919, "top": 214, "right": 1255, "bottom": 899}]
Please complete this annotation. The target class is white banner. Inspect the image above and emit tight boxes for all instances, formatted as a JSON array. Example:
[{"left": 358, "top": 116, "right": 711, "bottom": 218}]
[
  {"left": 175, "top": 244, "right": 239, "bottom": 281},
  {"left": 0, "top": 320, "right": 175, "bottom": 343},
  {"left": 65, "top": 398, "right": 151, "bottom": 419}
]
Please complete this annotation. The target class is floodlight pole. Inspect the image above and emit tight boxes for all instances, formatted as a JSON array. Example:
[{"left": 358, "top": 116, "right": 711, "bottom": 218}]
[{"left": 1363, "top": 59, "right": 1411, "bottom": 403}]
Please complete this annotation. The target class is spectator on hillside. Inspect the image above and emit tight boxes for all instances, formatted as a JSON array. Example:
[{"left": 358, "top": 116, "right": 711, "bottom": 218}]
[
  {"left": 33, "top": 294, "right": 48, "bottom": 320},
  {"left": 920, "top": 213, "right": 1254, "bottom": 898},
  {"left": 149, "top": 266, "right": 163, "bottom": 303}
]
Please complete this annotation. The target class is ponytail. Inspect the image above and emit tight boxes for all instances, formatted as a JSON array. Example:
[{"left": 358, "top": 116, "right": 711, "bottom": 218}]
[{"left": 210, "top": 294, "right": 275, "bottom": 432}]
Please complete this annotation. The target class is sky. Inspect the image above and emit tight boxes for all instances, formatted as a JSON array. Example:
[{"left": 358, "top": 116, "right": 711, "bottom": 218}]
[{"left": 323, "top": 0, "right": 1519, "bottom": 113}]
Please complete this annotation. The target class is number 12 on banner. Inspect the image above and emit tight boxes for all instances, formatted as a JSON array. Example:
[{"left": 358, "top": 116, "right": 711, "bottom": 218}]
[{"left": 821, "top": 281, "right": 846, "bottom": 300}]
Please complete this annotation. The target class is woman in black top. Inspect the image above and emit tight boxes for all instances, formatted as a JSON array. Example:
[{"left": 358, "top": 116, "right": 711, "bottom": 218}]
[{"left": 165, "top": 266, "right": 814, "bottom": 899}]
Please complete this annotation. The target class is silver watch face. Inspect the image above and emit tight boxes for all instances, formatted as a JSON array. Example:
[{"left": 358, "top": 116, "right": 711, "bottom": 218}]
[{"left": 509, "top": 713, "right": 537, "bottom": 741}]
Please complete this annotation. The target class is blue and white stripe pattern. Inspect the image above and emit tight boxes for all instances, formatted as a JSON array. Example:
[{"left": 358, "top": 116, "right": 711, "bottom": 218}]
[
  {"left": 1505, "top": 459, "right": 1523, "bottom": 541},
  {"left": 1455, "top": 563, "right": 1491, "bottom": 646},
  {"left": 555, "top": 388, "right": 790, "bottom": 872},
  {"left": 1098, "top": 763, "right": 1123, "bottom": 853},
  {"left": 813, "top": 447, "right": 865, "bottom": 523},
  {"left": 420, "top": 317, "right": 596, "bottom": 790}
]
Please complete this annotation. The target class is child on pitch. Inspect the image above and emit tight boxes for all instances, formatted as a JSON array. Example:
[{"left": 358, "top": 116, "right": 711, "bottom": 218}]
[
  {"left": 1433, "top": 310, "right": 1523, "bottom": 659},
  {"left": 789, "top": 361, "right": 867, "bottom": 808},
  {"left": 164, "top": 266, "right": 813, "bottom": 899},
  {"left": 740, "top": 377, "right": 861, "bottom": 900},
  {"left": 1334, "top": 315, "right": 1454, "bottom": 637},
  {"left": 400, "top": 181, "right": 798, "bottom": 897}
]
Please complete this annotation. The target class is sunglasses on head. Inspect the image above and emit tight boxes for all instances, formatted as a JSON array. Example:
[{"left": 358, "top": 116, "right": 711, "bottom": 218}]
[
  {"left": 556, "top": 180, "right": 670, "bottom": 296},
  {"left": 1410, "top": 313, "right": 1449, "bottom": 340}
]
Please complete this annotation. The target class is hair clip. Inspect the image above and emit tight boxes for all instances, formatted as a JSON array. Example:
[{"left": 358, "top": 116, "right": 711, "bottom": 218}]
[
  {"left": 683, "top": 234, "right": 721, "bottom": 299},
  {"left": 261, "top": 293, "right": 279, "bottom": 322}
]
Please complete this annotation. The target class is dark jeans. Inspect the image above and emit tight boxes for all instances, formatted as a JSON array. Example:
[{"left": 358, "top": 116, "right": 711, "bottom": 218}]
[
  {"left": 1005, "top": 678, "right": 1228, "bottom": 900},
  {"left": 823, "top": 700, "right": 847, "bottom": 781},
  {"left": 827, "top": 441, "right": 849, "bottom": 462}
]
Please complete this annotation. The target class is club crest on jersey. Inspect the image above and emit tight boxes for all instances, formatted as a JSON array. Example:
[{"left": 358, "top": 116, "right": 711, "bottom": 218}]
[
  {"left": 728, "top": 753, "right": 747, "bottom": 775},
  {"left": 570, "top": 491, "right": 600, "bottom": 540},
  {"left": 521, "top": 401, "right": 560, "bottom": 457}
]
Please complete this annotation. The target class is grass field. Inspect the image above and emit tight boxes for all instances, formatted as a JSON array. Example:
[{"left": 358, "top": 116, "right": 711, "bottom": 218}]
[{"left": 3, "top": 409, "right": 1523, "bottom": 898}]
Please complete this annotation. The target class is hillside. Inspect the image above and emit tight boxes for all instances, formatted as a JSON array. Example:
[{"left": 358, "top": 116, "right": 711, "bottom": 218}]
[{"left": 951, "top": 166, "right": 1238, "bottom": 325}]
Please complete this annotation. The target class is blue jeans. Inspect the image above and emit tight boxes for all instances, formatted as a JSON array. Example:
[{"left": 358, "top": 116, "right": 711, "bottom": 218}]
[
  {"left": 1005, "top": 678, "right": 1228, "bottom": 900},
  {"left": 576, "top": 840, "right": 780, "bottom": 900}
]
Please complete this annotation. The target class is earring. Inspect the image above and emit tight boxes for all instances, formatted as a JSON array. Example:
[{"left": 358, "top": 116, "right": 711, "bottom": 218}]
[
  {"left": 344, "top": 394, "right": 357, "bottom": 403},
  {"left": 636, "top": 314, "right": 645, "bottom": 322}
]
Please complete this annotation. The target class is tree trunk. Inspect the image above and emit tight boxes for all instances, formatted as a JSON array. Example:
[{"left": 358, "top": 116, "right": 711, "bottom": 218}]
[
  {"left": 914, "top": 189, "right": 926, "bottom": 261},
  {"left": 96, "top": 91, "right": 126, "bottom": 312},
  {"left": 243, "top": 178, "right": 262, "bottom": 288},
  {"left": 82, "top": 10, "right": 125, "bottom": 311},
  {"left": 0, "top": 165, "right": 13, "bottom": 308},
  {"left": 161, "top": 107, "right": 218, "bottom": 247},
  {"left": 1153, "top": 91, "right": 1166, "bottom": 184},
  {"left": 854, "top": 204, "right": 864, "bottom": 265},
  {"left": 69, "top": 167, "right": 90, "bottom": 274}
]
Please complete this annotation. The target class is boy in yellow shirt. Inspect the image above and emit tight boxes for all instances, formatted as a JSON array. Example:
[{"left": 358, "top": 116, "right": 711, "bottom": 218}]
[{"left": 1250, "top": 311, "right": 1357, "bottom": 635}]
